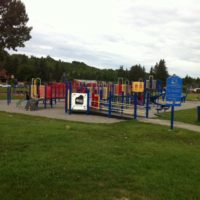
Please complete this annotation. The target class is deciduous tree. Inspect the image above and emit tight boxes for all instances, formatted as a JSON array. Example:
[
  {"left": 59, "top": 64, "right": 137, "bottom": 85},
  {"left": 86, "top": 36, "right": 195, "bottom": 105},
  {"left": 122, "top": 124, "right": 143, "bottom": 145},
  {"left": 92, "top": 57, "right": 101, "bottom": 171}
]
[{"left": 0, "top": 0, "right": 32, "bottom": 52}]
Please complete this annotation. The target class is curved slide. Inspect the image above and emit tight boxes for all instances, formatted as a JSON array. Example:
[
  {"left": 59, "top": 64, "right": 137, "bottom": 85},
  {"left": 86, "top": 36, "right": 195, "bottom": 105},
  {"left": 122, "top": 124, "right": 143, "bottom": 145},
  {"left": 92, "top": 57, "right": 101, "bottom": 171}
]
[{"left": 150, "top": 92, "right": 170, "bottom": 112}]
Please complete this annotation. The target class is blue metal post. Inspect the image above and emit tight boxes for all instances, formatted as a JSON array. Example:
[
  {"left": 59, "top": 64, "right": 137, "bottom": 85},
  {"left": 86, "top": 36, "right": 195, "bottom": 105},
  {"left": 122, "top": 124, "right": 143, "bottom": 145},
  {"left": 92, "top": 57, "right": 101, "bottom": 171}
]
[
  {"left": 197, "top": 106, "right": 200, "bottom": 122},
  {"left": 171, "top": 105, "right": 175, "bottom": 129},
  {"left": 133, "top": 92, "right": 138, "bottom": 119},
  {"left": 146, "top": 92, "right": 150, "bottom": 118},
  {"left": 7, "top": 86, "right": 11, "bottom": 105},
  {"left": 144, "top": 80, "right": 146, "bottom": 105},
  {"left": 87, "top": 89, "right": 90, "bottom": 115},
  {"left": 126, "top": 93, "right": 129, "bottom": 107},
  {"left": 9, "top": 87, "right": 11, "bottom": 105},
  {"left": 7, "top": 87, "right": 9, "bottom": 105},
  {"left": 108, "top": 91, "right": 112, "bottom": 118}
]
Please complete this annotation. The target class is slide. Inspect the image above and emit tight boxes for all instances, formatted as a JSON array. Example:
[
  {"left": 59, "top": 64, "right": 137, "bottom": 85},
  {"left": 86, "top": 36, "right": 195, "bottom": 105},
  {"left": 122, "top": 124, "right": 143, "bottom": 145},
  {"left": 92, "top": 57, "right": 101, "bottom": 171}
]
[{"left": 150, "top": 92, "right": 170, "bottom": 112}]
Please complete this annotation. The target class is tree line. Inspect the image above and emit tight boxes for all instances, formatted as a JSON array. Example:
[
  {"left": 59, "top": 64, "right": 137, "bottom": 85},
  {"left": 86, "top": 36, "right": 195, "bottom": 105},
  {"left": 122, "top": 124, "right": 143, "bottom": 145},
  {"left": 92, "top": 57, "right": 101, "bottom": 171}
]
[
  {"left": 1, "top": 52, "right": 199, "bottom": 88},
  {"left": 0, "top": 52, "right": 171, "bottom": 83}
]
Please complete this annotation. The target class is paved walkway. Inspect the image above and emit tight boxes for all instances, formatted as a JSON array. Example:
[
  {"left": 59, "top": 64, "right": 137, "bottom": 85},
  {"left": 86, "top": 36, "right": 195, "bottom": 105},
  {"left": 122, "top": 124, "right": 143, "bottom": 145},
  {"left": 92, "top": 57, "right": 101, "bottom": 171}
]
[
  {"left": 138, "top": 118, "right": 200, "bottom": 132},
  {"left": 0, "top": 100, "right": 199, "bottom": 132},
  {"left": 0, "top": 100, "right": 123, "bottom": 124}
]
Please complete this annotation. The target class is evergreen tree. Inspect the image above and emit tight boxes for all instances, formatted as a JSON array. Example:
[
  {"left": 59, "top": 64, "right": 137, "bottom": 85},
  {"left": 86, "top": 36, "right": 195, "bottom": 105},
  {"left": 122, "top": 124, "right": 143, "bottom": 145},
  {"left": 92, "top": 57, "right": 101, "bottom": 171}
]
[
  {"left": 153, "top": 59, "right": 169, "bottom": 84},
  {"left": 117, "top": 65, "right": 126, "bottom": 78},
  {"left": 149, "top": 66, "right": 154, "bottom": 76},
  {"left": 183, "top": 75, "right": 195, "bottom": 87},
  {"left": 129, "top": 64, "right": 146, "bottom": 81}
]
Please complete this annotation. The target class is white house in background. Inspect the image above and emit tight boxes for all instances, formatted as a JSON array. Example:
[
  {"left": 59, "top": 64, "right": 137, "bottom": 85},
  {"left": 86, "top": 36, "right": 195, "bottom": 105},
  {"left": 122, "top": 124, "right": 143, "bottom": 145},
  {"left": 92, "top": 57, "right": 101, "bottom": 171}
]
[{"left": 189, "top": 88, "right": 200, "bottom": 93}]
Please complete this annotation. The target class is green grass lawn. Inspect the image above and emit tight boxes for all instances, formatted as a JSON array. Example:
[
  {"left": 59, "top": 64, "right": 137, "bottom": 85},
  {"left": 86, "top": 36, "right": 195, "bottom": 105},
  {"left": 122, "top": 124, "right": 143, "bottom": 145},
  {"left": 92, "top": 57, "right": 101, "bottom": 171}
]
[
  {"left": 159, "top": 108, "right": 200, "bottom": 126},
  {"left": 0, "top": 93, "right": 25, "bottom": 100},
  {"left": 0, "top": 87, "right": 28, "bottom": 100},
  {"left": 187, "top": 93, "right": 200, "bottom": 101},
  {"left": 1, "top": 112, "right": 200, "bottom": 200}
]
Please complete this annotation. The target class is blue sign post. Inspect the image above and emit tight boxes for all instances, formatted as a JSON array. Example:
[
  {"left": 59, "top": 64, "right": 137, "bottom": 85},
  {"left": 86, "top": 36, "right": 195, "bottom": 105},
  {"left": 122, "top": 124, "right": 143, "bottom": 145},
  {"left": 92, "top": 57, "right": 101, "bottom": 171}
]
[{"left": 166, "top": 75, "right": 183, "bottom": 129}]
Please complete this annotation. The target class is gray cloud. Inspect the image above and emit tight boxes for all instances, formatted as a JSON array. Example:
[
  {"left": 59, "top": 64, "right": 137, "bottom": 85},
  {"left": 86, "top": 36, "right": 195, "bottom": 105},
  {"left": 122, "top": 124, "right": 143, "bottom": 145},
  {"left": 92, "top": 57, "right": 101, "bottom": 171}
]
[
  {"left": 16, "top": 31, "right": 132, "bottom": 69},
  {"left": 13, "top": 0, "right": 200, "bottom": 78}
]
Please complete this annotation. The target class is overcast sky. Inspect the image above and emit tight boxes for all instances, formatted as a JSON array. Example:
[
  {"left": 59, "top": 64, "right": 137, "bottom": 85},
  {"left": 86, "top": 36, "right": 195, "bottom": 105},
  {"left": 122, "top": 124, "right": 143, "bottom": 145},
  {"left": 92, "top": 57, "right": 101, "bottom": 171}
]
[{"left": 14, "top": 0, "right": 200, "bottom": 77}]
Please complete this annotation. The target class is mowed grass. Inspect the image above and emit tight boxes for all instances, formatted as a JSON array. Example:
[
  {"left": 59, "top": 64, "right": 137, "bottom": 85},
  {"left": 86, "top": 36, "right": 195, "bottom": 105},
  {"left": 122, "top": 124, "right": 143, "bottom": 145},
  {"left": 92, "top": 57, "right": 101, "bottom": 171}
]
[
  {"left": 159, "top": 108, "right": 200, "bottom": 126},
  {"left": 187, "top": 93, "right": 200, "bottom": 101},
  {"left": 1, "top": 112, "right": 200, "bottom": 200},
  {"left": 0, "top": 93, "right": 25, "bottom": 100},
  {"left": 0, "top": 87, "right": 28, "bottom": 100}
]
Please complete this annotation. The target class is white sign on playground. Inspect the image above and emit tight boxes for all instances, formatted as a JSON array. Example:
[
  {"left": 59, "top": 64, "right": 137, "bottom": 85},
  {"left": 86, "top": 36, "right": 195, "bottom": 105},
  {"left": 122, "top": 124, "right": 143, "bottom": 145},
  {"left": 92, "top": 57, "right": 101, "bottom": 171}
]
[{"left": 71, "top": 93, "right": 87, "bottom": 111}]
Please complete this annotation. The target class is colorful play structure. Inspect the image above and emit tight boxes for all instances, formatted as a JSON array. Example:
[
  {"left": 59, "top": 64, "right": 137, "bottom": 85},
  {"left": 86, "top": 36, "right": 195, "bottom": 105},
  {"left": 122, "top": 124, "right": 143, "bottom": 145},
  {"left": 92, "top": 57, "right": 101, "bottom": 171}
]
[
  {"left": 65, "top": 77, "right": 167, "bottom": 118},
  {"left": 30, "top": 78, "right": 66, "bottom": 108},
  {"left": 6, "top": 76, "right": 188, "bottom": 119}
]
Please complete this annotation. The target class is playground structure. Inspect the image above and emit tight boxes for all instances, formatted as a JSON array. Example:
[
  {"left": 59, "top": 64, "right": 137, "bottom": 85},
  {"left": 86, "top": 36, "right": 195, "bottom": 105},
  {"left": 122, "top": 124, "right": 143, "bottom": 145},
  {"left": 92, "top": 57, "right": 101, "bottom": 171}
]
[
  {"left": 5, "top": 76, "right": 188, "bottom": 119},
  {"left": 30, "top": 78, "right": 66, "bottom": 108},
  {"left": 66, "top": 79, "right": 147, "bottom": 118}
]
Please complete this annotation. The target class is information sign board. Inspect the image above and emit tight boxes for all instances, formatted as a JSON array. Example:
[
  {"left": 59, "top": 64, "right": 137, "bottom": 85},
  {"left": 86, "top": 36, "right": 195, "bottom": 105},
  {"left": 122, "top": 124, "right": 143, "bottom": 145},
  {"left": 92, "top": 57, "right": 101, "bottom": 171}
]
[{"left": 166, "top": 75, "right": 182, "bottom": 106}]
